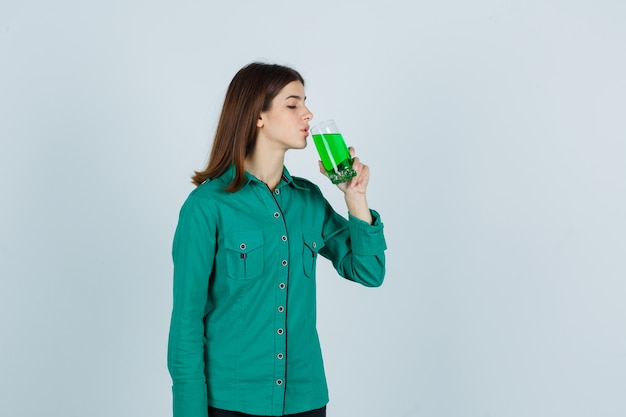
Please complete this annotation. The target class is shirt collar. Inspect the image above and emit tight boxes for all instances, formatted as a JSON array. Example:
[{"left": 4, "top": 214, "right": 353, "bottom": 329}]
[
  {"left": 218, "top": 165, "right": 308, "bottom": 190},
  {"left": 278, "top": 166, "right": 309, "bottom": 190}
]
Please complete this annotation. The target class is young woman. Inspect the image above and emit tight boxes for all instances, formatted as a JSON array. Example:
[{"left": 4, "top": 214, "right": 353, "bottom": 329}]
[{"left": 168, "top": 62, "right": 387, "bottom": 417}]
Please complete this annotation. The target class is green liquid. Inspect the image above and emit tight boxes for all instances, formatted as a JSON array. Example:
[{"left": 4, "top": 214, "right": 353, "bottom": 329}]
[{"left": 312, "top": 133, "right": 357, "bottom": 184}]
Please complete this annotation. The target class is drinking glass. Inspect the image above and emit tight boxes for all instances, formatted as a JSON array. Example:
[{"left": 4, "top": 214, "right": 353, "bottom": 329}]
[{"left": 310, "top": 120, "right": 357, "bottom": 184}]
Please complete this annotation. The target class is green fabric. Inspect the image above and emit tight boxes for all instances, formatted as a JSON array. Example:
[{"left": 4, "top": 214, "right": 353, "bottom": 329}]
[{"left": 168, "top": 166, "right": 387, "bottom": 417}]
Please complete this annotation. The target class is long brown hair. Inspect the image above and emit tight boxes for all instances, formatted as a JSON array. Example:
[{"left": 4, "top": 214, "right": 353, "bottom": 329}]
[{"left": 192, "top": 62, "right": 305, "bottom": 191}]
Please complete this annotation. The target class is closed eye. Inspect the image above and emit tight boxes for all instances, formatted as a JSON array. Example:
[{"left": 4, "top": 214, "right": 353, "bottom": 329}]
[{"left": 287, "top": 105, "right": 296, "bottom": 109}]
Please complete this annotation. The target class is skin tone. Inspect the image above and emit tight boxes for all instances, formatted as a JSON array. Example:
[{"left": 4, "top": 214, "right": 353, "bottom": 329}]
[{"left": 245, "top": 81, "right": 373, "bottom": 224}]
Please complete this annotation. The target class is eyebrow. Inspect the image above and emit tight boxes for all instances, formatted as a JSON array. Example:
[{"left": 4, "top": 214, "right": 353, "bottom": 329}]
[{"left": 285, "top": 95, "right": 306, "bottom": 101}]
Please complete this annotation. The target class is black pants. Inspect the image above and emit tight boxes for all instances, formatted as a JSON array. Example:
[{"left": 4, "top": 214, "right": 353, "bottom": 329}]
[{"left": 209, "top": 405, "right": 326, "bottom": 417}]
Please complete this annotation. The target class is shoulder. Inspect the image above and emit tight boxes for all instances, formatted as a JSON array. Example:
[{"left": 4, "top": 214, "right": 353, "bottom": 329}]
[
  {"left": 180, "top": 179, "right": 227, "bottom": 214},
  {"left": 290, "top": 176, "right": 331, "bottom": 211},
  {"left": 193, "top": 177, "right": 228, "bottom": 197},
  {"left": 291, "top": 176, "right": 323, "bottom": 194}
]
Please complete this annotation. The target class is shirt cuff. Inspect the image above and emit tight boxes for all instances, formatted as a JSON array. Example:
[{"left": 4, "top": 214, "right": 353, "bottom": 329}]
[
  {"left": 348, "top": 209, "right": 387, "bottom": 256},
  {"left": 172, "top": 382, "right": 208, "bottom": 417}
]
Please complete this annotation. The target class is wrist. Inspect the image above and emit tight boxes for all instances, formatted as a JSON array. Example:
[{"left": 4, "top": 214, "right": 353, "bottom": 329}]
[
  {"left": 343, "top": 189, "right": 367, "bottom": 204},
  {"left": 344, "top": 193, "right": 372, "bottom": 224}
]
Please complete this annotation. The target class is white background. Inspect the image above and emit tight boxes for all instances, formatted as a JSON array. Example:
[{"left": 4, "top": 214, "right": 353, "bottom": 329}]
[{"left": 1, "top": 1, "right": 625, "bottom": 416}]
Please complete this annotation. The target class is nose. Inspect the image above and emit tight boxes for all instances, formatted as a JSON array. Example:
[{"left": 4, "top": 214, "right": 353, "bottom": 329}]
[{"left": 303, "top": 106, "right": 313, "bottom": 121}]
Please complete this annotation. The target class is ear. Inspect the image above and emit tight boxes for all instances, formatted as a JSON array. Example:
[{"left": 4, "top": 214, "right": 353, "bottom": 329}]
[{"left": 256, "top": 114, "right": 264, "bottom": 128}]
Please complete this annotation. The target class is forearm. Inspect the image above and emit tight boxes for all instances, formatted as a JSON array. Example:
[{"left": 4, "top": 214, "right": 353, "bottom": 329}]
[{"left": 344, "top": 192, "right": 372, "bottom": 224}]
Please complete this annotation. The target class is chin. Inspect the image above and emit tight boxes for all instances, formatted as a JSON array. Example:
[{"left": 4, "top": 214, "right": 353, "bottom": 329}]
[{"left": 291, "top": 140, "right": 308, "bottom": 150}]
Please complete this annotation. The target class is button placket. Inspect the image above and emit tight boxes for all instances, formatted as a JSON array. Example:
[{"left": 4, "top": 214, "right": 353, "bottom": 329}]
[{"left": 268, "top": 185, "right": 288, "bottom": 397}]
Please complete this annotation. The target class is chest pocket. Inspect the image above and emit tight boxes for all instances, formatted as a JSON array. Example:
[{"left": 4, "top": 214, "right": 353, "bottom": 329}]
[
  {"left": 225, "top": 231, "right": 264, "bottom": 280},
  {"left": 302, "top": 232, "right": 325, "bottom": 278}
]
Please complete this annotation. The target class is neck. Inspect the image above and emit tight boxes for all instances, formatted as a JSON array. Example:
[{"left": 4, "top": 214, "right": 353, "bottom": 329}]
[{"left": 244, "top": 148, "right": 286, "bottom": 191}]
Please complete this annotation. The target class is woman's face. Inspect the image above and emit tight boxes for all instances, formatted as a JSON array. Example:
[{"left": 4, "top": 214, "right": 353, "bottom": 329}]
[{"left": 256, "top": 81, "right": 314, "bottom": 151}]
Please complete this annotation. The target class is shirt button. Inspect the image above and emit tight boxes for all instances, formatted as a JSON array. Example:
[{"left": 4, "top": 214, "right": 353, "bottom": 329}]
[
  {"left": 281, "top": 235, "right": 287, "bottom": 242},
  {"left": 273, "top": 212, "right": 280, "bottom": 218},
  {"left": 279, "top": 283, "right": 286, "bottom": 289},
  {"left": 274, "top": 189, "right": 280, "bottom": 195},
  {"left": 278, "top": 306, "right": 284, "bottom": 313},
  {"left": 281, "top": 260, "right": 288, "bottom": 267},
  {"left": 277, "top": 328, "right": 284, "bottom": 335},
  {"left": 312, "top": 242, "right": 317, "bottom": 249},
  {"left": 239, "top": 243, "right": 246, "bottom": 250},
  {"left": 277, "top": 353, "right": 284, "bottom": 360},
  {"left": 276, "top": 379, "right": 283, "bottom": 386}
]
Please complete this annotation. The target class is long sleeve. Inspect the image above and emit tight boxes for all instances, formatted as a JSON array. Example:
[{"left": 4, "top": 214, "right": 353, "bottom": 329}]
[
  {"left": 320, "top": 201, "right": 387, "bottom": 287},
  {"left": 168, "top": 193, "right": 216, "bottom": 417}
]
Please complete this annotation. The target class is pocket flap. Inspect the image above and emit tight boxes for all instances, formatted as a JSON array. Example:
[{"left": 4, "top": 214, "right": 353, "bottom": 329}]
[
  {"left": 302, "top": 232, "right": 325, "bottom": 254},
  {"left": 225, "top": 231, "right": 264, "bottom": 254}
]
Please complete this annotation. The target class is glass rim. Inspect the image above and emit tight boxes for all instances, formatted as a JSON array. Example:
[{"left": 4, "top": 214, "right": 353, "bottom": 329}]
[{"left": 310, "top": 119, "right": 340, "bottom": 133}]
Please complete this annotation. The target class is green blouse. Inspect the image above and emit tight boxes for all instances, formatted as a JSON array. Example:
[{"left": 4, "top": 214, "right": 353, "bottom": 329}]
[{"left": 168, "top": 166, "right": 387, "bottom": 417}]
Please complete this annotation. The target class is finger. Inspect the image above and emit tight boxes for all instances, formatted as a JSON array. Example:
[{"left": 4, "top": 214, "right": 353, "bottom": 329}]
[
  {"left": 353, "top": 165, "right": 369, "bottom": 189},
  {"left": 351, "top": 157, "right": 362, "bottom": 171},
  {"left": 350, "top": 167, "right": 362, "bottom": 188},
  {"left": 318, "top": 160, "right": 326, "bottom": 176},
  {"left": 349, "top": 146, "right": 355, "bottom": 157}
]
